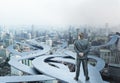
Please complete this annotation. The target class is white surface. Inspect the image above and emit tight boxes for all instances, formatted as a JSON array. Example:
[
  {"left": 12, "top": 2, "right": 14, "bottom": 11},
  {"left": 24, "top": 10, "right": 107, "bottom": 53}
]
[
  {"left": 0, "top": 75, "right": 55, "bottom": 83},
  {"left": 32, "top": 54, "right": 105, "bottom": 83}
]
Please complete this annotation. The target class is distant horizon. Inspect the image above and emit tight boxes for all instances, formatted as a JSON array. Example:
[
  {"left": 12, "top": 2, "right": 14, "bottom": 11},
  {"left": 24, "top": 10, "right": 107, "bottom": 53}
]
[
  {"left": 0, "top": 24, "right": 120, "bottom": 32},
  {"left": 0, "top": 23, "right": 120, "bottom": 28}
]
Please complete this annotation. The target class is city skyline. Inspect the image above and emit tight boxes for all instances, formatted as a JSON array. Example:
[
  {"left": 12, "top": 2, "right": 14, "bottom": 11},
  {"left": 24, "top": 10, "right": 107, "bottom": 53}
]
[
  {"left": 0, "top": 19, "right": 120, "bottom": 82},
  {"left": 0, "top": 0, "right": 120, "bottom": 26}
]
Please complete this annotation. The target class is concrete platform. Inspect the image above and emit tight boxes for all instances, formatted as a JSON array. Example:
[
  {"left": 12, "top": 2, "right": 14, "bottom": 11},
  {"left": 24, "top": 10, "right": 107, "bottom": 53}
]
[
  {"left": 0, "top": 75, "right": 55, "bottom": 83},
  {"left": 32, "top": 54, "right": 105, "bottom": 83}
]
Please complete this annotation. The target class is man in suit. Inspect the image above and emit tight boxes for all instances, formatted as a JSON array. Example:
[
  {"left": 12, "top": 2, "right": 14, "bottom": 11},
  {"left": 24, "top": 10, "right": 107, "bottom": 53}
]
[{"left": 74, "top": 33, "right": 90, "bottom": 81}]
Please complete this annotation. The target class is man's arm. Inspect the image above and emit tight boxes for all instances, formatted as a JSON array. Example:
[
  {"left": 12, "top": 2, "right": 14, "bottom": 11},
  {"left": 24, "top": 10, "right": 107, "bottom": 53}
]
[
  {"left": 74, "top": 44, "right": 84, "bottom": 57},
  {"left": 83, "top": 41, "right": 91, "bottom": 55},
  {"left": 74, "top": 42, "right": 80, "bottom": 55},
  {"left": 74, "top": 41, "right": 84, "bottom": 56}
]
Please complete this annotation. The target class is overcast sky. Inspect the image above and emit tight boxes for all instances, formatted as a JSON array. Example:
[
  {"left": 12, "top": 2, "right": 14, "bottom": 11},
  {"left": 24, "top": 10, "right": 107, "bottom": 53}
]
[{"left": 0, "top": 0, "right": 120, "bottom": 26}]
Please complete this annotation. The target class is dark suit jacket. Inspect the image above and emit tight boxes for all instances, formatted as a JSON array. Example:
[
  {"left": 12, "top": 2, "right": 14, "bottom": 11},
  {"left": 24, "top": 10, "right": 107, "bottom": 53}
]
[{"left": 74, "top": 39, "right": 90, "bottom": 59}]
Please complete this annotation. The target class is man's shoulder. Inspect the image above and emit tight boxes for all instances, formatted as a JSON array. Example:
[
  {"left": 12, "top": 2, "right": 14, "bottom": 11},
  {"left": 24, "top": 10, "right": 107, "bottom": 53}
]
[
  {"left": 83, "top": 39, "right": 89, "bottom": 42},
  {"left": 83, "top": 39, "right": 88, "bottom": 41},
  {"left": 74, "top": 39, "right": 88, "bottom": 43},
  {"left": 74, "top": 39, "right": 78, "bottom": 43}
]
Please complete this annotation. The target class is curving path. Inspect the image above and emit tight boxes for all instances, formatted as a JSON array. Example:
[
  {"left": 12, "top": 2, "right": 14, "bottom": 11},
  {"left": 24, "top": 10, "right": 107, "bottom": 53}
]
[
  {"left": 3, "top": 35, "right": 117, "bottom": 83},
  {"left": 32, "top": 53, "right": 105, "bottom": 83}
]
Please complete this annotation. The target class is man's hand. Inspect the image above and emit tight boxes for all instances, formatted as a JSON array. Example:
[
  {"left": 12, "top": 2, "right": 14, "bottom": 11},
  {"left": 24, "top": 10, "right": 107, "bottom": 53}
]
[{"left": 79, "top": 53, "right": 84, "bottom": 57}]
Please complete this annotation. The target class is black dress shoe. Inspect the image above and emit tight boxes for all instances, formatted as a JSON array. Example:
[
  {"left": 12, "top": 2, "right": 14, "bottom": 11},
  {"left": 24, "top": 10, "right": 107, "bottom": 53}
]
[
  {"left": 86, "top": 77, "right": 89, "bottom": 81},
  {"left": 74, "top": 77, "right": 78, "bottom": 81}
]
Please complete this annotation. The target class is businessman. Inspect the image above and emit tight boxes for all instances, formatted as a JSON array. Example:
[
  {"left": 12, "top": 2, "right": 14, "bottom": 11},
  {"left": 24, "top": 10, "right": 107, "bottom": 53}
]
[{"left": 74, "top": 33, "right": 90, "bottom": 81}]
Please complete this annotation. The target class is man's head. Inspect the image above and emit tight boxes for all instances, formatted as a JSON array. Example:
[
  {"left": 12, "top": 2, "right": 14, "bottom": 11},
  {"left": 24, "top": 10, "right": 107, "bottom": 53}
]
[{"left": 78, "top": 33, "right": 84, "bottom": 39}]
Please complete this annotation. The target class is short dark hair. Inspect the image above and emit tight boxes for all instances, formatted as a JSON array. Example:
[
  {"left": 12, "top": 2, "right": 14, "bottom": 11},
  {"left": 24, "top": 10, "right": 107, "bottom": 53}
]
[{"left": 79, "top": 33, "right": 84, "bottom": 38}]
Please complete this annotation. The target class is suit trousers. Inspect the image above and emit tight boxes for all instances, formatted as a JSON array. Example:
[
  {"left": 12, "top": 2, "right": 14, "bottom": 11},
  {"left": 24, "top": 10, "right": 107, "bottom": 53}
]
[{"left": 75, "top": 57, "right": 89, "bottom": 79}]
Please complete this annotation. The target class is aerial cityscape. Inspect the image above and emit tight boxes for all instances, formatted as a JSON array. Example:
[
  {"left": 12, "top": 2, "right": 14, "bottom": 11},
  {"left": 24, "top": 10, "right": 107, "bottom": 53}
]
[
  {"left": 0, "top": 24, "right": 120, "bottom": 83},
  {"left": 0, "top": 0, "right": 120, "bottom": 83}
]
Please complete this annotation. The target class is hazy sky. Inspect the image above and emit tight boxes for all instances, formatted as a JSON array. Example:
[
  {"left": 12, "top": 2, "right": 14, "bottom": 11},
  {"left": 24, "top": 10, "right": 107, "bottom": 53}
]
[{"left": 0, "top": 0, "right": 120, "bottom": 26}]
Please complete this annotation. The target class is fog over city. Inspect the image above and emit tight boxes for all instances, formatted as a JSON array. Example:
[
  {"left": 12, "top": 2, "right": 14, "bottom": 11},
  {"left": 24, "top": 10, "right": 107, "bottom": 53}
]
[
  {"left": 0, "top": 0, "right": 120, "bottom": 27},
  {"left": 1, "top": 1, "right": 120, "bottom": 83}
]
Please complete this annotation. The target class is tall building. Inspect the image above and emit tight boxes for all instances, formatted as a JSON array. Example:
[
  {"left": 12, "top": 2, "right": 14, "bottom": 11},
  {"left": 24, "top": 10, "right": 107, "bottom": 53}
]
[
  {"left": 3, "top": 33, "right": 14, "bottom": 47},
  {"left": 100, "top": 49, "right": 111, "bottom": 64},
  {"left": 27, "top": 32, "right": 32, "bottom": 39},
  {"left": 0, "top": 46, "right": 7, "bottom": 63},
  {"left": 116, "top": 37, "right": 120, "bottom": 51},
  {"left": 46, "top": 39, "right": 52, "bottom": 47},
  {"left": 31, "top": 25, "right": 36, "bottom": 38},
  {"left": 0, "top": 31, "right": 5, "bottom": 40}
]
